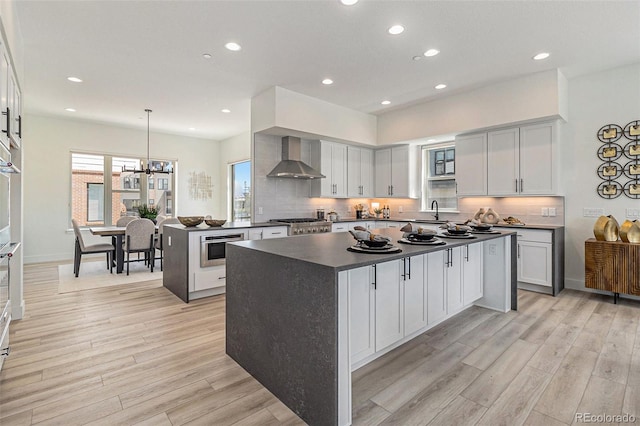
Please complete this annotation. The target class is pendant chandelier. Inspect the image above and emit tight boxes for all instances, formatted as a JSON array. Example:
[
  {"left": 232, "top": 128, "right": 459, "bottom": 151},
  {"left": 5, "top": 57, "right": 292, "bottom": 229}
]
[{"left": 122, "top": 109, "right": 172, "bottom": 175}]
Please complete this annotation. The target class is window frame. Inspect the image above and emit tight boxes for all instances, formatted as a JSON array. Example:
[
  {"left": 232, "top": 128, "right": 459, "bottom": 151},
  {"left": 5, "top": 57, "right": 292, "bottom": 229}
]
[
  {"left": 421, "top": 142, "right": 459, "bottom": 213},
  {"left": 229, "top": 160, "right": 251, "bottom": 222}
]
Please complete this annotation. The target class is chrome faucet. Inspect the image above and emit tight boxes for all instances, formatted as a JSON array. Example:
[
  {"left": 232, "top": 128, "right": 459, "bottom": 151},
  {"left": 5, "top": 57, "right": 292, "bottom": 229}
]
[{"left": 431, "top": 200, "right": 439, "bottom": 221}]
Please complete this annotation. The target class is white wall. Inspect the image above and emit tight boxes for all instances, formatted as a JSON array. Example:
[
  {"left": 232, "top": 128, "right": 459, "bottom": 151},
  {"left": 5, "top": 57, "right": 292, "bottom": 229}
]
[
  {"left": 218, "top": 131, "right": 251, "bottom": 219},
  {"left": 561, "top": 63, "right": 640, "bottom": 290},
  {"left": 377, "top": 70, "right": 568, "bottom": 144},
  {"left": 23, "top": 114, "right": 221, "bottom": 263}
]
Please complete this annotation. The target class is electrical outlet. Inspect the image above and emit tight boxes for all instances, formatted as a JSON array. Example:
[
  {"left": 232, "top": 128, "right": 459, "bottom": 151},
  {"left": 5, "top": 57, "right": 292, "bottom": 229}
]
[
  {"left": 258, "top": 207, "right": 263, "bottom": 215},
  {"left": 398, "top": 206, "right": 404, "bottom": 213},
  {"left": 627, "top": 208, "right": 639, "bottom": 218},
  {"left": 583, "top": 208, "right": 604, "bottom": 217},
  {"left": 549, "top": 207, "right": 556, "bottom": 217},
  {"left": 489, "top": 244, "right": 497, "bottom": 255},
  {"left": 541, "top": 208, "right": 549, "bottom": 217}
]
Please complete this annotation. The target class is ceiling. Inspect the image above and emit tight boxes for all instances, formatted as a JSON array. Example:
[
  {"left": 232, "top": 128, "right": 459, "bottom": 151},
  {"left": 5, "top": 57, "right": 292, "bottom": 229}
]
[{"left": 14, "top": 0, "right": 640, "bottom": 141}]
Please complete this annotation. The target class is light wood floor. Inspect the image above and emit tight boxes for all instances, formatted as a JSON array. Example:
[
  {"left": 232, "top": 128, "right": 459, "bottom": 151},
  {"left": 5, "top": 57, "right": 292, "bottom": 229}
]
[{"left": 1, "top": 264, "right": 639, "bottom": 425}]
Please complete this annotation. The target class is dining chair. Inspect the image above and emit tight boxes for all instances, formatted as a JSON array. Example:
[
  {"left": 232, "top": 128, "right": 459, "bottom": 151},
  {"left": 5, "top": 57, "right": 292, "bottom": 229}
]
[
  {"left": 71, "top": 219, "right": 115, "bottom": 277},
  {"left": 155, "top": 217, "right": 180, "bottom": 271},
  {"left": 116, "top": 216, "right": 138, "bottom": 227},
  {"left": 124, "top": 218, "right": 156, "bottom": 275},
  {"left": 155, "top": 214, "right": 166, "bottom": 224}
]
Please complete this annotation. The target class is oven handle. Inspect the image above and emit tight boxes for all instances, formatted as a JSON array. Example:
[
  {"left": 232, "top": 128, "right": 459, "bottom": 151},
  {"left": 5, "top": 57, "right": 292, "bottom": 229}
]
[{"left": 201, "top": 234, "right": 244, "bottom": 242}]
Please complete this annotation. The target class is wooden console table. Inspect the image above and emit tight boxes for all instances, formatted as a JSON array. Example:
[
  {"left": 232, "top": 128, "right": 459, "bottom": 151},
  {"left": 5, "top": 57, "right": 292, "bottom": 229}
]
[{"left": 585, "top": 238, "right": 640, "bottom": 303}]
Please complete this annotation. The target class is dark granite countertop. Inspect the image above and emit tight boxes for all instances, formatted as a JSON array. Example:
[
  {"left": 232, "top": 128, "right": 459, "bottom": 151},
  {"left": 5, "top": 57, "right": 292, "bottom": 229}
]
[
  {"left": 229, "top": 228, "right": 516, "bottom": 271},
  {"left": 164, "top": 221, "right": 286, "bottom": 232}
]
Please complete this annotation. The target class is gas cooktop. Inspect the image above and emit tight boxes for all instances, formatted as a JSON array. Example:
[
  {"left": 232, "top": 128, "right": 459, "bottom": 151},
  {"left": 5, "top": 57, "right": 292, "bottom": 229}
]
[{"left": 269, "top": 218, "right": 332, "bottom": 235}]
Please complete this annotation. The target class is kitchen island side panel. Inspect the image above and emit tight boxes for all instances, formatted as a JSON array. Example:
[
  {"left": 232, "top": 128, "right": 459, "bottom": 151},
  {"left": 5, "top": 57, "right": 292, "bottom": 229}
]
[
  {"left": 226, "top": 244, "right": 338, "bottom": 426},
  {"left": 163, "top": 226, "right": 189, "bottom": 303}
]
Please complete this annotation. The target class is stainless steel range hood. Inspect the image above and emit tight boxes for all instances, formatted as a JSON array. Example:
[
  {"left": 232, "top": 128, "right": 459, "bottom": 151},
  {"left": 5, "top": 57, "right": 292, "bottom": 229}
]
[{"left": 267, "top": 136, "right": 325, "bottom": 179}]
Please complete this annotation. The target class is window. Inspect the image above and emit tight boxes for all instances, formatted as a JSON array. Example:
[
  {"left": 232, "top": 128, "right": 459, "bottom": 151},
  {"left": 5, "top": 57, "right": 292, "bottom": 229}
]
[
  {"left": 86, "top": 183, "right": 104, "bottom": 222},
  {"left": 231, "top": 160, "right": 251, "bottom": 222},
  {"left": 422, "top": 143, "right": 457, "bottom": 211},
  {"left": 71, "top": 152, "right": 176, "bottom": 226}
]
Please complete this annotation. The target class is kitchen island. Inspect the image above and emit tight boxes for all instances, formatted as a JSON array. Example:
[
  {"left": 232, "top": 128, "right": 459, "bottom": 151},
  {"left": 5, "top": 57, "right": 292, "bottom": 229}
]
[{"left": 226, "top": 228, "right": 516, "bottom": 426}]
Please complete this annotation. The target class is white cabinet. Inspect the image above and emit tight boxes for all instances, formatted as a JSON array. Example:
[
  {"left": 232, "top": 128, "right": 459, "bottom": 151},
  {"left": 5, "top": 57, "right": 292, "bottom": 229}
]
[
  {"left": 375, "top": 221, "right": 405, "bottom": 229},
  {"left": 463, "top": 243, "right": 484, "bottom": 305},
  {"left": 374, "top": 145, "right": 419, "bottom": 198},
  {"left": 7, "top": 70, "right": 20, "bottom": 148},
  {"left": 487, "top": 128, "right": 520, "bottom": 196},
  {"left": 455, "top": 133, "right": 487, "bottom": 196},
  {"left": 427, "top": 250, "right": 447, "bottom": 324},
  {"left": 248, "top": 226, "right": 288, "bottom": 240},
  {"left": 332, "top": 223, "right": 349, "bottom": 233},
  {"left": 310, "top": 141, "right": 347, "bottom": 198},
  {"left": 403, "top": 255, "right": 427, "bottom": 336},
  {"left": 445, "top": 247, "right": 463, "bottom": 314},
  {"left": 516, "top": 229, "right": 553, "bottom": 287},
  {"left": 348, "top": 221, "right": 375, "bottom": 231},
  {"left": 348, "top": 266, "right": 375, "bottom": 365},
  {"left": 0, "top": 47, "right": 8, "bottom": 149},
  {"left": 374, "top": 260, "right": 404, "bottom": 350},
  {"left": 193, "top": 265, "right": 226, "bottom": 291},
  {"left": 347, "top": 146, "right": 374, "bottom": 197},
  {"left": 487, "top": 123, "right": 556, "bottom": 196}
]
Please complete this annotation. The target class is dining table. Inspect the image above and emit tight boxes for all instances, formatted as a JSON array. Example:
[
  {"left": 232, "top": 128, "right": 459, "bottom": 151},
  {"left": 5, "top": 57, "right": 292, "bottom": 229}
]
[{"left": 89, "top": 226, "right": 127, "bottom": 273}]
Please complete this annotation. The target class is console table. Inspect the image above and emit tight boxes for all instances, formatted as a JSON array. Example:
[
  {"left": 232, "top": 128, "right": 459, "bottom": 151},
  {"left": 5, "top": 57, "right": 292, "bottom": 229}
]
[{"left": 585, "top": 238, "right": 640, "bottom": 303}]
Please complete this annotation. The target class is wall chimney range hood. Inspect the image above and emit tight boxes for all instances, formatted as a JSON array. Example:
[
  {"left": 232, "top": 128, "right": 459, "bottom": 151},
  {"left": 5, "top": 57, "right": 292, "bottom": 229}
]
[{"left": 267, "top": 136, "right": 325, "bottom": 179}]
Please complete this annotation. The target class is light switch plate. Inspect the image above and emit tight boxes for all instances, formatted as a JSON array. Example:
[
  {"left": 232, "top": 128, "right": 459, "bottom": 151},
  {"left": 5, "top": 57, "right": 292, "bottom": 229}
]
[
  {"left": 541, "top": 208, "right": 549, "bottom": 217},
  {"left": 583, "top": 208, "right": 604, "bottom": 217},
  {"left": 258, "top": 207, "right": 263, "bottom": 215},
  {"left": 398, "top": 206, "right": 404, "bottom": 213},
  {"left": 549, "top": 208, "right": 556, "bottom": 217}
]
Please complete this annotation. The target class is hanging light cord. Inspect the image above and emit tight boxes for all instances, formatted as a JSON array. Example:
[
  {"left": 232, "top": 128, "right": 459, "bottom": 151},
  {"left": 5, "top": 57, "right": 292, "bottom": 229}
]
[{"left": 145, "top": 108, "right": 152, "bottom": 172}]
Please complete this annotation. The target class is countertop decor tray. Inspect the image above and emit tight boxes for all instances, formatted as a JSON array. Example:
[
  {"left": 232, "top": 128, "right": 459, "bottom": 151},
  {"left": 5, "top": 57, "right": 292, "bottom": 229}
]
[
  {"left": 439, "top": 233, "right": 478, "bottom": 239},
  {"left": 398, "top": 238, "right": 446, "bottom": 246},
  {"left": 348, "top": 245, "right": 402, "bottom": 254}
]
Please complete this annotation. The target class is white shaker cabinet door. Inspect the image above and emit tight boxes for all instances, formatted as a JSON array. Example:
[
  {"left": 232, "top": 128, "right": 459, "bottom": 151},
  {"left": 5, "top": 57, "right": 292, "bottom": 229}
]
[
  {"left": 427, "top": 250, "right": 447, "bottom": 325},
  {"left": 348, "top": 266, "right": 375, "bottom": 365},
  {"left": 332, "top": 143, "right": 348, "bottom": 198},
  {"left": 487, "top": 128, "right": 520, "bottom": 196},
  {"left": 519, "top": 122, "right": 555, "bottom": 195},
  {"left": 518, "top": 241, "right": 553, "bottom": 287},
  {"left": 455, "top": 133, "right": 487, "bottom": 196},
  {"left": 463, "top": 243, "right": 484, "bottom": 305},
  {"left": 375, "top": 148, "right": 392, "bottom": 197},
  {"left": 374, "top": 260, "right": 404, "bottom": 351},
  {"left": 390, "top": 145, "right": 409, "bottom": 197},
  {"left": 360, "top": 147, "right": 374, "bottom": 198},
  {"left": 403, "top": 255, "right": 427, "bottom": 336},
  {"left": 446, "top": 247, "right": 463, "bottom": 314}
]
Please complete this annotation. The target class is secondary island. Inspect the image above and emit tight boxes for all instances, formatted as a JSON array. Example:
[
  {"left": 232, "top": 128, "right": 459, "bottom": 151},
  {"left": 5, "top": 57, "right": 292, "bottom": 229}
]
[{"left": 226, "top": 228, "right": 516, "bottom": 426}]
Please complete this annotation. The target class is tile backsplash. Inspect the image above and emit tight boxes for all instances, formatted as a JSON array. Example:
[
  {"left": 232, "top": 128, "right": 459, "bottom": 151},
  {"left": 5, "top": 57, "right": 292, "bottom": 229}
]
[{"left": 254, "top": 133, "right": 564, "bottom": 225}]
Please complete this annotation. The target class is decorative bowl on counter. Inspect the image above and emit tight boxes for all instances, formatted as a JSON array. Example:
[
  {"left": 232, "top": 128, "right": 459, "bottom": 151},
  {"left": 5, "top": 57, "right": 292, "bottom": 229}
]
[
  {"left": 447, "top": 227, "right": 469, "bottom": 235},
  {"left": 471, "top": 223, "right": 492, "bottom": 231},
  {"left": 361, "top": 239, "right": 388, "bottom": 248},
  {"left": 204, "top": 219, "right": 226, "bottom": 227},
  {"left": 178, "top": 216, "right": 204, "bottom": 227},
  {"left": 408, "top": 232, "right": 436, "bottom": 241}
]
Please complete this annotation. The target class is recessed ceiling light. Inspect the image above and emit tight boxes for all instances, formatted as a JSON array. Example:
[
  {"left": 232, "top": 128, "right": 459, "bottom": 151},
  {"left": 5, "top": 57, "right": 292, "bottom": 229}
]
[
  {"left": 533, "top": 52, "right": 550, "bottom": 60},
  {"left": 435, "top": 84, "right": 447, "bottom": 90},
  {"left": 221, "top": 109, "right": 231, "bottom": 113},
  {"left": 388, "top": 25, "right": 405, "bottom": 35},
  {"left": 427, "top": 139, "right": 436, "bottom": 142},
  {"left": 202, "top": 53, "right": 212, "bottom": 59},
  {"left": 188, "top": 127, "right": 196, "bottom": 131},
  {"left": 65, "top": 108, "right": 76, "bottom": 112},
  {"left": 381, "top": 100, "right": 391, "bottom": 105},
  {"left": 412, "top": 55, "right": 422, "bottom": 61},
  {"left": 424, "top": 49, "right": 440, "bottom": 57},
  {"left": 322, "top": 78, "right": 334, "bottom": 85},
  {"left": 225, "top": 42, "right": 241, "bottom": 51},
  {"left": 67, "top": 77, "right": 82, "bottom": 83},
  {"left": 340, "top": 0, "right": 358, "bottom": 5}
]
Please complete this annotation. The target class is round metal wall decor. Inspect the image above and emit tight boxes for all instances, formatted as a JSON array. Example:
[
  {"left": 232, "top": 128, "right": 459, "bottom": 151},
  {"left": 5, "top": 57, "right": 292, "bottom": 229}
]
[
  {"left": 597, "top": 120, "right": 640, "bottom": 199},
  {"left": 624, "top": 120, "right": 640, "bottom": 141},
  {"left": 597, "top": 124, "right": 623, "bottom": 143}
]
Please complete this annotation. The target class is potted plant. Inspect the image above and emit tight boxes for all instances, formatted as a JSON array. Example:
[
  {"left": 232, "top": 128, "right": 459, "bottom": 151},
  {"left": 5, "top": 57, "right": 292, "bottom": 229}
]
[
  {"left": 373, "top": 207, "right": 383, "bottom": 218},
  {"left": 137, "top": 204, "right": 159, "bottom": 223}
]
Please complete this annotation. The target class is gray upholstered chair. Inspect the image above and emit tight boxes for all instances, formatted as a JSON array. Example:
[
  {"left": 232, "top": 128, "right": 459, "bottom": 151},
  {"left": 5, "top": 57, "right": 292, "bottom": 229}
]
[
  {"left": 116, "top": 216, "right": 138, "bottom": 227},
  {"left": 155, "top": 214, "right": 166, "bottom": 224},
  {"left": 71, "top": 219, "right": 115, "bottom": 277},
  {"left": 123, "top": 218, "right": 156, "bottom": 275},
  {"left": 155, "top": 217, "right": 180, "bottom": 271}
]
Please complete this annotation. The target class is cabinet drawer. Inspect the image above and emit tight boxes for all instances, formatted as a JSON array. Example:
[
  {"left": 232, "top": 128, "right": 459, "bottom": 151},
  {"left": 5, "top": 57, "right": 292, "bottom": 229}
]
[
  {"left": 262, "top": 227, "right": 288, "bottom": 239},
  {"left": 512, "top": 229, "right": 552, "bottom": 243},
  {"left": 332, "top": 223, "right": 349, "bottom": 232},
  {"left": 194, "top": 267, "right": 226, "bottom": 291}
]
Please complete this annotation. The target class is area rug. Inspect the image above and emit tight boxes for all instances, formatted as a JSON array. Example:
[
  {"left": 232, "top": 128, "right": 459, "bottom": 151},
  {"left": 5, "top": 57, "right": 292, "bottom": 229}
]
[{"left": 58, "top": 260, "right": 163, "bottom": 293}]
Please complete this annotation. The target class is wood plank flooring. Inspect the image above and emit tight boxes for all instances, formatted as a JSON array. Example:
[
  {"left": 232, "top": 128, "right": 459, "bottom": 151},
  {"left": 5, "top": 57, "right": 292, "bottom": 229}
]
[{"left": 1, "top": 263, "right": 639, "bottom": 425}]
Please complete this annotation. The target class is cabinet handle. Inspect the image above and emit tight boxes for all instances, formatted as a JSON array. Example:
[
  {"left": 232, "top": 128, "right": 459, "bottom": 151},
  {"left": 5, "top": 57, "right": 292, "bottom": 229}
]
[
  {"left": 391, "top": 185, "right": 394, "bottom": 196},
  {"left": 219, "top": 276, "right": 226, "bottom": 280},
  {"left": 517, "top": 244, "right": 521, "bottom": 258},
  {"left": 2, "top": 107, "right": 9, "bottom": 135},
  {"left": 401, "top": 258, "right": 406, "bottom": 281},
  {"left": 387, "top": 185, "right": 390, "bottom": 195},
  {"left": 271, "top": 232, "right": 282, "bottom": 235},
  {"left": 18, "top": 115, "right": 21, "bottom": 139},
  {"left": 515, "top": 179, "right": 518, "bottom": 192},
  {"left": 520, "top": 178, "right": 523, "bottom": 193},
  {"left": 372, "top": 264, "right": 377, "bottom": 290},
  {"left": 465, "top": 245, "right": 469, "bottom": 262},
  {"left": 408, "top": 257, "right": 411, "bottom": 279}
]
